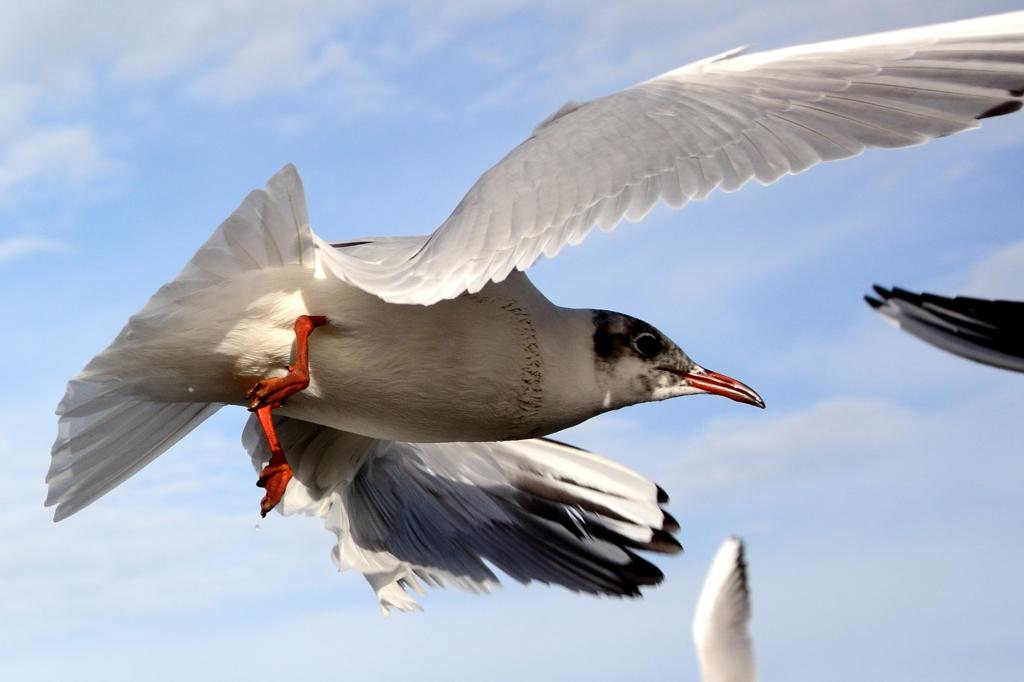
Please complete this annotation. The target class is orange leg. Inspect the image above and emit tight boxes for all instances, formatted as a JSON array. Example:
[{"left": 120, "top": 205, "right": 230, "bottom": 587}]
[{"left": 248, "top": 314, "right": 327, "bottom": 517}]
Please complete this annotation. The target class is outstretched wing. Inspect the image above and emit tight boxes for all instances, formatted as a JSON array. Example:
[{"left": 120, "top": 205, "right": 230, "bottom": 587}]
[
  {"left": 320, "top": 12, "right": 1024, "bottom": 305},
  {"left": 693, "top": 537, "right": 755, "bottom": 682},
  {"left": 867, "top": 286, "right": 1024, "bottom": 372},
  {"left": 242, "top": 414, "right": 681, "bottom": 613}
]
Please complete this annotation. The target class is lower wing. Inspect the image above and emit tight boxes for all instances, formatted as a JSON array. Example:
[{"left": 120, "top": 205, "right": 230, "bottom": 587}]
[{"left": 241, "top": 413, "right": 681, "bottom": 613}]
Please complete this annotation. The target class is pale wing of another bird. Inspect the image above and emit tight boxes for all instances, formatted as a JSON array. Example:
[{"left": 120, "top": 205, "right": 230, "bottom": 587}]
[
  {"left": 693, "top": 537, "right": 755, "bottom": 682},
  {"left": 318, "top": 11, "right": 1024, "bottom": 305}
]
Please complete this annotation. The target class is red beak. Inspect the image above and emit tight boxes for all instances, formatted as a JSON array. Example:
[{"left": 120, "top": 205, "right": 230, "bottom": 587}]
[{"left": 666, "top": 366, "right": 765, "bottom": 408}]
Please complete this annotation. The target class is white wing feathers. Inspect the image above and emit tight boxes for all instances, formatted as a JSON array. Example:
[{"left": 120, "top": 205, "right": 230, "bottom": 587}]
[
  {"left": 242, "top": 414, "right": 681, "bottom": 613},
  {"left": 47, "top": 165, "right": 313, "bottom": 521},
  {"left": 693, "top": 537, "right": 755, "bottom": 682},
  {"left": 318, "top": 11, "right": 1024, "bottom": 305}
]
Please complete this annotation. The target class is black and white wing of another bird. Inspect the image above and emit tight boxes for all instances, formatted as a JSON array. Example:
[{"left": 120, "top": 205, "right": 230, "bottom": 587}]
[
  {"left": 866, "top": 286, "right": 1024, "bottom": 372},
  {"left": 692, "top": 537, "right": 755, "bottom": 682}
]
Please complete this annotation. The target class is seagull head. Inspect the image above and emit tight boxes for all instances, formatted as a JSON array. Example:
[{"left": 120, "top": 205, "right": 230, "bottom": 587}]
[{"left": 590, "top": 310, "right": 765, "bottom": 411}]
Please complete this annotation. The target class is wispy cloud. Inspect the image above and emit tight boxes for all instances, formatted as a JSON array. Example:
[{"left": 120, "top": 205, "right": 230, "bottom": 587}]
[
  {"left": 662, "top": 397, "right": 926, "bottom": 504},
  {"left": 962, "top": 239, "right": 1024, "bottom": 299},
  {"left": 0, "top": 235, "right": 68, "bottom": 264},
  {"left": 0, "top": 125, "right": 112, "bottom": 206},
  {"left": 0, "top": 427, "right": 335, "bottom": 647},
  {"left": 187, "top": 33, "right": 364, "bottom": 104}
]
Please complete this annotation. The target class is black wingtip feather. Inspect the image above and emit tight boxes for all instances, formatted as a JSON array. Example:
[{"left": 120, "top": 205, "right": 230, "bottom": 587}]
[
  {"left": 538, "top": 436, "right": 594, "bottom": 454},
  {"left": 892, "top": 286, "right": 918, "bottom": 300},
  {"left": 977, "top": 100, "right": 1023, "bottom": 120},
  {"left": 864, "top": 295, "right": 883, "bottom": 309},
  {"left": 621, "top": 550, "right": 665, "bottom": 587},
  {"left": 661, "top": 509, "right": 680, "bottom": 533},
  {"left": 656, "top": 484, "right": 669, "bottom": 504},
  {"left": 647, "top": 528, "right": 684, "bottom": 555}
]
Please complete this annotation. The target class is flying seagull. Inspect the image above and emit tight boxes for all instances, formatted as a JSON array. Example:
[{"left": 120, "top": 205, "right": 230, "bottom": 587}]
[
  {"left": 693, "top": 537, "right": 755, "bottom": 682},
  {"left": 49, "top": 12, "right": 1024, "bottom": 609},
  {"left": 866, "top": 286, "right": 1024, "bottom": 372}
]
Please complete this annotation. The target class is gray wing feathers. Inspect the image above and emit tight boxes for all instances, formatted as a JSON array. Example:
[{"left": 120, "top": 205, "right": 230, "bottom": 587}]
[
  {"left": 243, "top": 415, "right": 680, "bottom": 613},
  {"left": 693, "top": 537, "right": 756, "bottom": 682},
  {"left": 324, "top": 12, "right": 1024, "bottom": 305}
]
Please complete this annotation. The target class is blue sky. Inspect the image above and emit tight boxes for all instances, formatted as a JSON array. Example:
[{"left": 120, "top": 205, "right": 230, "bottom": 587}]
[{"left": 4, "top": 1, "right": 1024, "bottom": 680}]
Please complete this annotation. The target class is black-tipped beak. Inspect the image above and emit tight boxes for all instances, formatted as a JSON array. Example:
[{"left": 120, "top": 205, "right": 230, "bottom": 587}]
[{"left": 668, "top": 365, "right": 765, "bottom": 408}]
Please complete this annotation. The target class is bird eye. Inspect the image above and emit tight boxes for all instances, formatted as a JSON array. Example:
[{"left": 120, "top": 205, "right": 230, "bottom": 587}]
[{"left": 633, "top": 332, "right": 662, "bottom": 358}]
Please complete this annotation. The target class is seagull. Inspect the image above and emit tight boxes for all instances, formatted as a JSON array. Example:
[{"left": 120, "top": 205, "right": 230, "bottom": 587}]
[
  {"left": 866, "top": 286, "right": 1024, "bottom": 372},
  {"left": 692, "top": 537, "right": 755, "bottom": 682},
  {"left": 48, "top": 12, "right": 1024, "bottom": 609}
]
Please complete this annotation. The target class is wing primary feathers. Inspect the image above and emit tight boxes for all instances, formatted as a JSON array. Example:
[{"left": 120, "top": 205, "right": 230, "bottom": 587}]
[
  {"left": 243, "top": 414, "right": 682, "bottom": 612},
  {"left": 867, "top": 284, "right": 1024, "bottom": 372},
  {"left": 864, "top": 295, "right": 884, "bottom": 309},
  {"left": 977, "top": 99, "right": 1024, "bottom": 118}
]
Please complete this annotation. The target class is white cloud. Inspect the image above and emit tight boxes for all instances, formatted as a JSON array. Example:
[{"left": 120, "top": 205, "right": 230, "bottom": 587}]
[
  {"left": 0, "top": 81, "right": 39, "bottom": 135},
  {"left": 188, "top": 32, "right": 361, "bottom": 104},
  {"left": 461, "top": 1, "right": 1024, "bottom": 116},
  {"left": 0, "top": 1, "right": 369, "bottom": 208},
  {"left": 0, "top": 235, "right": 67, "bottom": 264},
  {"left": 662, "top": 398, "right": 926, "bottom": 504},
  {"left": 0, "top": 0, "right": 1016, "bottom": 211},
  {"left": 0, "top": 1, "right": 377, "bottom": 106},
  {"left": 0, "top": 1, "right": 359, "bottom": 82},
  {"left": 1, "top": 571, "right": 704, "bottom": 682},
  {"left": 0, "top": 125, "right": 111, "bottom": 206},
  {"left": 0, "top": 426, "right": 341, "bottom": 646},
  {"left": 962, "top": 239, "right": 1024, "bottom": 300}
]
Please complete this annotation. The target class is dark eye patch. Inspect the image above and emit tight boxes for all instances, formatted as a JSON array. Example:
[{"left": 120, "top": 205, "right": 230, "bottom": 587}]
[{"left": 633, "top": 332, "right": 662, "bottom": 358}]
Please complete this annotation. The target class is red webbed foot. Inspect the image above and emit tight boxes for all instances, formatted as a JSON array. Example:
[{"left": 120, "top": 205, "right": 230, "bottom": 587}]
[
  {"left": 247, "top": 315, "right": 327, "bottom": 516},
  {"left": 257, "top": 460, "right": 293, "bottom": 518}
]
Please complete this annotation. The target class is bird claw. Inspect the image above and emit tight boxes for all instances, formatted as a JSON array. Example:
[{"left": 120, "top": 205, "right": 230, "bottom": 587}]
[
  {"left": 247, "top": 314, "right": 327, "bottom": 517},
  {"left": 257, "top": 462, "right": 293, "bottom": 517},
  {"left": 246, "top": 371, "right": 310, "bottom": 411}
]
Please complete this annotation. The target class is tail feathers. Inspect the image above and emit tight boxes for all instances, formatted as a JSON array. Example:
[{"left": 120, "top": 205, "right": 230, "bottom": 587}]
[
  {"left": 47, "top": 378, "right": 221, "bottom": 521},
  {"left": 135, "top": 163, "right": 315, "bottom": 321},
  {"left": 47, "top": 164, "right": 314, "bottom": 520}
]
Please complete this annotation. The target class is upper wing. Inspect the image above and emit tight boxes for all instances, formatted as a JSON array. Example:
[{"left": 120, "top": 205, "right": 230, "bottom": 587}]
[
  {"left": 242, "top": 414, "right": 681, "bottom": 613},
  {"left": 692, "top": 537, "right": 755, "bottom": 682},
  {"left": 320, "top": 12, "right": 1024, "bottom": 305},
  {"left": 866, "top": 286, "right": 1024, "bottom": 372}
]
